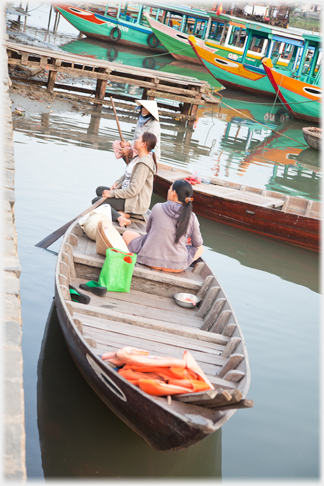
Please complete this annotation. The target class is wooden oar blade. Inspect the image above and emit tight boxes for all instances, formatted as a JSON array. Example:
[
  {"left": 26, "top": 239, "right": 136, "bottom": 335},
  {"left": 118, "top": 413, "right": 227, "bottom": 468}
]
[
  {"left": 35, "top": 197, "right": 107, "bottom": 249},
  {"left": 35, "top": 220, "right": 76, "bottom": 249}
]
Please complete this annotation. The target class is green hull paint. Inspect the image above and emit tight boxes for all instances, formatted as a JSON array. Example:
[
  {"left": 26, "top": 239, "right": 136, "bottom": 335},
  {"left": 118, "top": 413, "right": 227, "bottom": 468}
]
[
  {"left": 59, "top": 39, "right": 174, "bottom": 70},
  {"left": 159, "top": 62, "right": 221, "bottom": 89},
  {"left": 56, "top": 6, "right": 165, "bottom": 51},
  {"left": 148, "top": 25, "right": 198, "bottom": 61},
  {"left": 279, "top": 86, "right": 320, "bottom": 120}
]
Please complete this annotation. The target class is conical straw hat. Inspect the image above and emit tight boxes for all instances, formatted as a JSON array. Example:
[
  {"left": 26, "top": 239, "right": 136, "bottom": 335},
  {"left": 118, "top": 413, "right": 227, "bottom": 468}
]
[
  {"left": 96, "top": 220, "right": 129, "bottom": 256},
  {"left": 136, "top": 100, "right": 159, "bottom": 121}
]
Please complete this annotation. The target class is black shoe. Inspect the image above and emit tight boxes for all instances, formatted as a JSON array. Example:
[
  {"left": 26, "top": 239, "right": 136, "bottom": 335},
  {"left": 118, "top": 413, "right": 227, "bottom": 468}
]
[
  {"left": 79, "top": 281, "right": 107, "bottom": 297},
  {"left": 69, "top": 285, "right": 91, "bottom": 304}
]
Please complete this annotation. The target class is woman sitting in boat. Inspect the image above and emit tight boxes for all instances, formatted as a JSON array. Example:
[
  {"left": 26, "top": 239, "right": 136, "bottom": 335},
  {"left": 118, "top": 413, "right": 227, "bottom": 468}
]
[
  {"left": 114, "top": 100, "right": 161, "bottom": 164},
  {"left": 92, "top": 132, "right": 157, "bottom": 226},
  {"left": 123, "top": 179, "right": 203, "bottom": 271}
]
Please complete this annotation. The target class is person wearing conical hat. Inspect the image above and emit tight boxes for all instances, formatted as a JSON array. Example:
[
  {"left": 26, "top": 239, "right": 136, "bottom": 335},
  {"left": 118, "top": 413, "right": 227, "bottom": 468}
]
[{"left": 113, "top": 99, "right": 161, "bottom": 164}]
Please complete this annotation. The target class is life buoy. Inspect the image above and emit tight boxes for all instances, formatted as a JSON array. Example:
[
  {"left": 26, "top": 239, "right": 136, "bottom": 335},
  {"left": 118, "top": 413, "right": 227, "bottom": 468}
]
[
  {"left": 143, "top": 57, "right": 156, "bottom": 70},
  {"left": 147, "top": 33, "right": 160, "bottom": 48},
  {"left": 110, "top": 27, "right": 121, "bottom": 42},
  {"left": 107, "top": 47, "right": 118, "bottom": 61}
]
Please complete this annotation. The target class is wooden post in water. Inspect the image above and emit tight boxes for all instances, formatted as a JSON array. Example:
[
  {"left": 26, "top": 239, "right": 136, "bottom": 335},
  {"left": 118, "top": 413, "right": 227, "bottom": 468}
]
[{"left": 95, "top": 68, "right": 108, "bottom": 101}]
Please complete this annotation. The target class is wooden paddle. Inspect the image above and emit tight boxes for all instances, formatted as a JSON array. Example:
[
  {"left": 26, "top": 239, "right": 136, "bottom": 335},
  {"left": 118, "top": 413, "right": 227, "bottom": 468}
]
[
  {"left": 110, "top": 96, "right": 130, "bottom": 164},
  {"left": 35, "top": 196, "right": 107, "bottom": 249}
]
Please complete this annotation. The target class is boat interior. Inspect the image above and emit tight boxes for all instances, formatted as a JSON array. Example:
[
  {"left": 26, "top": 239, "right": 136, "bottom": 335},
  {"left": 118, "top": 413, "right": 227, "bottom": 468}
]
[{"left": 57, "top": 220, "right": 251, "bottom": 410}]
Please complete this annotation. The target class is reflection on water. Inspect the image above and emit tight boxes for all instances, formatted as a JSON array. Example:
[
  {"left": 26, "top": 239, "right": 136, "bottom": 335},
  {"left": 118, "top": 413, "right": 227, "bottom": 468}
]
[
  {"left": 37, "top": 303, "right": 222, "bottom": 478},
  {"left": 60, "top": 36, "right": 175, "bottom": 71},
  {"left": 12, "top": 90, "right": 321, "bottom": 201},
  {"left": 8, "top": 7, "right": 320, "bottom": 479},
  {"left": 13, "top": 100, "right": 319, "bottom": 479}
]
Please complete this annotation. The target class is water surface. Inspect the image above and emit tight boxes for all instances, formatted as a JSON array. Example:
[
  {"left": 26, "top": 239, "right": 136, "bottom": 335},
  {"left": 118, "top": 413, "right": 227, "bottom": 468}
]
[{"left": 7, "top": 3, "right": 320, "bottom": 481}]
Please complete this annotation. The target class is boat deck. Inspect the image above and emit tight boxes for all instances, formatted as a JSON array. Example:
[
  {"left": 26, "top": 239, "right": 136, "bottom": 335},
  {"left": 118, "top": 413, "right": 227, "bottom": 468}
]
[
  {"left": 156, "top": 163, "right": 321, "bottom": 218},
  {"left": 58, "top": 224, "right": 248, "bottom": 395}
]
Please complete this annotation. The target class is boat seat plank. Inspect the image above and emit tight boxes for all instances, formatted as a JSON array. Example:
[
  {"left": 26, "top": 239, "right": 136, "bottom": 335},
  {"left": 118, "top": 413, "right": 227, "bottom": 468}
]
[
  {"left": 71, "top": 303, "right": 230, "bottom": 345},
  {"left": 78, "top": 314, "right": 225, "bottom": 359},
  {"left": 72, "top": 248, "right": 203, "bottom": 290},
  {"left": 82, "top": 322, "right": 224, "bottom": 370},
  {"left": 71, "top": 277, "right": 201, "bottom": 317},
  {"left": 90, "top": 335, "right": 220, "bottom": 376},
  {"left": 70, "top": 285, "right": 202, "bottom": 327}
]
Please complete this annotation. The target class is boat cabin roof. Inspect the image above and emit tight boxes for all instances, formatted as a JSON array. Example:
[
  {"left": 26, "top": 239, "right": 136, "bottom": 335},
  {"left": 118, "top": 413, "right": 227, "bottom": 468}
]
[
  {"left": 244, "top": 21, "right": 303, "bottom": 41},
  {"left": 303, "top": 33, "right": 322, "bottom": 44},
  {"left": 152, "top": 4, "right": 210, "bottom": 20}
]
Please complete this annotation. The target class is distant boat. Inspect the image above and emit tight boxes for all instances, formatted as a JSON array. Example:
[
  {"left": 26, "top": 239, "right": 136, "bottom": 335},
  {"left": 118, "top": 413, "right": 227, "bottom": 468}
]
[
  {"left": 188, "top": 22, "right": 305, "bottom": 97},
  {"left": 302, "top": 127, "right": 322, "bottom": 150},
  {"left": 144, "top": 9, "right": 240, "bottom": 64},
  {"left": 54, "top": 3, "right": 167, "bottom": 52},
  {"left": 262, "top": 34, "right": 321, "bottom": 123},
  {"left": 154, "top": 162, "right": 320, "bottom": 251}
]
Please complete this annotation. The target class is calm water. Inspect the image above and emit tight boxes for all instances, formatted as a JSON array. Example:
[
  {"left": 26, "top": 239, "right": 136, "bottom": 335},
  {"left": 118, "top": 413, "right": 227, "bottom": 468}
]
[{"left": 8, "top": 3, "right": 321, "bottom": 481}]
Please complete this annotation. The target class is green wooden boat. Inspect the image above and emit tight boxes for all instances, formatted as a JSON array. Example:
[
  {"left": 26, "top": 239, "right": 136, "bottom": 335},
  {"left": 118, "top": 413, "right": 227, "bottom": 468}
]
[
  {"left": 54, "top": 3, "right": 167, "bottom": 52},
  {"left": 145, "top": 10, "right": 247, "bottom": 64}
]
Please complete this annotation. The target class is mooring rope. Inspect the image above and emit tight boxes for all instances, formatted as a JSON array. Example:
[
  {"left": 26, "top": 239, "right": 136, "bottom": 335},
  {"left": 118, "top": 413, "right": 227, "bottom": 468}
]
[{"left": 212, "top": 91, "right": 309, "bottom": 147}]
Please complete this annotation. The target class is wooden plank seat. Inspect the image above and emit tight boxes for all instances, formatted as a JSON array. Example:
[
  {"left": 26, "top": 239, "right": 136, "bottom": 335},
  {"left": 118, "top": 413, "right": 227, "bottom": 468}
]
[
  {"left": 77, "top": 315, "right": 226, "bottom": 373},
  {"left": 70, "top": 278, "right": 203, "bottom": 328},
  {"left": 68, "top": 302, "right": 230, "bottom": 346}
]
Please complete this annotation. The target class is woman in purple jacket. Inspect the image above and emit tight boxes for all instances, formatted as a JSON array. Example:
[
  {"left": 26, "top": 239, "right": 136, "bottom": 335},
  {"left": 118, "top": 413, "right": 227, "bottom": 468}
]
[{"left": 123, "top": 179, "right": 203, "bottom": 272}]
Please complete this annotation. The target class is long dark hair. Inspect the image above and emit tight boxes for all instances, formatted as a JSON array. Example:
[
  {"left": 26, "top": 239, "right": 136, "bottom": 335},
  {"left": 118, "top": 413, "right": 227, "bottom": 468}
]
[
  {"left": 142, "top": 131, "right": 157, "bottom": 170},
  {"left": 173, "top": 179, "right": 194, "bottom": 244}
]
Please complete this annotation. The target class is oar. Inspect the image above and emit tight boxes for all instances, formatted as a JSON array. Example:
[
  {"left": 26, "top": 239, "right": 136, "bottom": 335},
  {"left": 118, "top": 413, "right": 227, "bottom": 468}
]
[
  {"left": 110, "top": 96, "right": 130, "bottom": 164},
  {"left": 35, "top": 196, "right": 107, "bottom": 249}
]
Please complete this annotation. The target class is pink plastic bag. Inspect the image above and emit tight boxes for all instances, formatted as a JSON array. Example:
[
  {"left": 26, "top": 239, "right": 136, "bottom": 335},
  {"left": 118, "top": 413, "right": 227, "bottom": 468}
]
[{"left": 112, "top": 140, "right": 137, "bottom": 159}]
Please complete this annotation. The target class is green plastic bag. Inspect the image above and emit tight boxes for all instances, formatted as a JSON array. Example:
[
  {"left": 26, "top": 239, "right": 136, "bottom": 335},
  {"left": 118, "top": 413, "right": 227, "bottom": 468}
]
[{"left": 98, "top": 248, "right": 137, "bottom": 293}]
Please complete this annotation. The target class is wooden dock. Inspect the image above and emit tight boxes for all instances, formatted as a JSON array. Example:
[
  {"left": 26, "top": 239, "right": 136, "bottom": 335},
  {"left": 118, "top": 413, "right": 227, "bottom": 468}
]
[{"left": 6, "top": 41, "right": 219, "bottom": 121}]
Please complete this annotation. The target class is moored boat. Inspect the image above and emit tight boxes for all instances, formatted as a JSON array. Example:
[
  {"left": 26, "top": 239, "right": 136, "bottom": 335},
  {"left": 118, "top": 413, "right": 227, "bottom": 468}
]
[
  {"left": 302, "top": 127, "right": 322, "bottom": 150},
  {"left": 145, "top": 9, "right": 237, "bottom": 64},
  {"left": 154, "top": 163, "right": 320, "bottom": 251},
  {"left": 188, "top": 22, "right": 305, "bottom": 97},
  {"left": 54, "top": 3, "right": 167, "bottom": 52},
  {"left": 54, "top": 218, "right": 252, "bottom": 451},
  {"left": 262, "top": 34, "right": 322, "bottom": 123}
]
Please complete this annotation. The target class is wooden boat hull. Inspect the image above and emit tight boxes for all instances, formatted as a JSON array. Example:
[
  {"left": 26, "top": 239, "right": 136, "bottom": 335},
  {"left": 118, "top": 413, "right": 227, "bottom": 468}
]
[
  {"left": 54, "top": 220, "right": 251, "bottom": 451},
  {"left": 262, "top": 58, "right": 321, "bottom": 123},
  {"left": 302, "top": 127, "right": 322, "bottom": 150},
  {"left": 55, "top": 4, "right": 166, "bottom": 52},
  {"left": 154, "top": 165, "right": 320, "bottom": 251},
  {"left": 55, "top": 294, "right": 215, "bottom": 450}
]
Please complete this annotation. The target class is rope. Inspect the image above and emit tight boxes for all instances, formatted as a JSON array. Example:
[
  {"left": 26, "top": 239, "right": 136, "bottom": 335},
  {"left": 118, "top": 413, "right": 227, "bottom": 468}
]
[{"left": 212, "top": 92, "right": 309, "bottom": 147}]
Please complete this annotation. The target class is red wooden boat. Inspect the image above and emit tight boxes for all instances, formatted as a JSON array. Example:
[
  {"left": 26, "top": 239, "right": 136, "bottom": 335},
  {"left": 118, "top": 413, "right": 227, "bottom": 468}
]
[{"left": 154, "top": 163, "right": 320, "bottom": 251}]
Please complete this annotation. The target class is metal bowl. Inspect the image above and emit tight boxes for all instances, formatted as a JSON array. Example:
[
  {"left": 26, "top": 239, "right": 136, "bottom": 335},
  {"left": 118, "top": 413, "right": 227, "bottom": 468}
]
[{"left": 174, "top": 293, "right": 201, "bottom": 309}]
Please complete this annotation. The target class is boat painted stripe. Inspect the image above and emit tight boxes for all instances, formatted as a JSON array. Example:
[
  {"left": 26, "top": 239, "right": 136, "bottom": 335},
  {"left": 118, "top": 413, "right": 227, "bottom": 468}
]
[
  {"left": 56, "top": 5, "right": 105, "bottom": 25},
  {"left": 95, "top": 13, "right": 151, "bottom": 34},
  {"left": 86, "top": 354, "right": 127, "bottom": 402}
]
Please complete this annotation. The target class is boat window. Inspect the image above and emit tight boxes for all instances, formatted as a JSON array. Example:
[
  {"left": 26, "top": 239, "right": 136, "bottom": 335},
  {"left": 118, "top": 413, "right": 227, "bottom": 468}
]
[
  {"left": 183, "top": 16, "right": 206, "bottom": 38},
  {"left": 228, "top": 26, "right": 247, "bottom": 48},
  {"left": 208, "top": 21, "right": 225, "bottom": 41},
  {"left": 247, "top": 35, "right": 268, "bottom": 54}
]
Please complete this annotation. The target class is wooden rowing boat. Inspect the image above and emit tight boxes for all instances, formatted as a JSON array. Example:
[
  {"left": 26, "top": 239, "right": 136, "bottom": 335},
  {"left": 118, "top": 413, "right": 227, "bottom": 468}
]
[
  {"left": 302, "top": 127, "right": 322, "bottom": 151},
  {"left": 154, "top": 163, "right": 320, "bottom": 251},
  {"left": 54, "top": 218, "right": 252, "bottom": 451}
]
